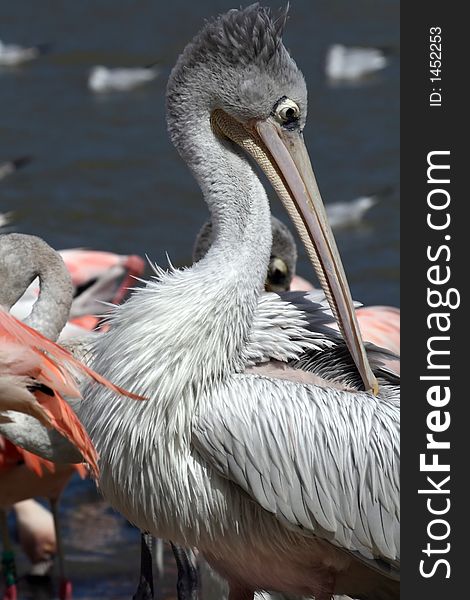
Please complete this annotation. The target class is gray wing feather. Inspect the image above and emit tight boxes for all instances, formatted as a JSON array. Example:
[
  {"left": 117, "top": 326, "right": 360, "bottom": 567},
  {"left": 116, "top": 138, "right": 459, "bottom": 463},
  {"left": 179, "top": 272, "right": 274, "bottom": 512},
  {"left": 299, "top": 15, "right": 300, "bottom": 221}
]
[
  {"left": 193, "top": 373, "right": 399, "bottom": 568},
  {"left": 243, "top": 291, "right": 341, "bottom": 366}
]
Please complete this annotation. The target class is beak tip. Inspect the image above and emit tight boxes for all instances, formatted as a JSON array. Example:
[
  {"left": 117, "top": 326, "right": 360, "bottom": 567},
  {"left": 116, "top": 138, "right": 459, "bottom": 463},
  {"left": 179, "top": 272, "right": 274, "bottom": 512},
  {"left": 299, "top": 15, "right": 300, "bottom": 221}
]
[{"left": 371, "top": 379, "right": 380, "bottom": 396}]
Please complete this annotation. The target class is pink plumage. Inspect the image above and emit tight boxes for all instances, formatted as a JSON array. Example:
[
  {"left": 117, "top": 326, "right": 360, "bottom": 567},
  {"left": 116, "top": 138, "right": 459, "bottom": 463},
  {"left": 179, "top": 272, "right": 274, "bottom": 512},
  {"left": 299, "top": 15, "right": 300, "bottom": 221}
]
[{"left": 0, "top": 308, "right": 145, "bottom": 478}]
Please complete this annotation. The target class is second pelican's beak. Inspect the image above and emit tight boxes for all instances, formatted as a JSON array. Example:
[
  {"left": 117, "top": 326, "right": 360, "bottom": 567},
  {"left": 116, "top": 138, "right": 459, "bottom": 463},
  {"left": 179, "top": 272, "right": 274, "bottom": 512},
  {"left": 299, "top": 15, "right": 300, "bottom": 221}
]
[{"left": 211, "top": 110, "right": 378, "bottom": 394}]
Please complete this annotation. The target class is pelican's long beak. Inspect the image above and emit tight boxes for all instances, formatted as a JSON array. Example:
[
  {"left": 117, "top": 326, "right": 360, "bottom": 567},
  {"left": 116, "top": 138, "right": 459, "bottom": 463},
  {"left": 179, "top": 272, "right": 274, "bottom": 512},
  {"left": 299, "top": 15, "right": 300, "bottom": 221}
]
[
  {"left": 255, "top": 119, "right": 378, "bottom": 394},
  {"left": 211, "top": 110, "right": 378, "bottom": 394}
]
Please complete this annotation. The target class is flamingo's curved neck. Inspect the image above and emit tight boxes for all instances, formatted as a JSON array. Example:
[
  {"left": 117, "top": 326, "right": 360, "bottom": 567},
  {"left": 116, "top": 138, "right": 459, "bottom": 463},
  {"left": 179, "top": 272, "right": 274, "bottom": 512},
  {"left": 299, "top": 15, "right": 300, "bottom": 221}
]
[
  {"left": 0, "top": 234, "right": 73, "bottom": 341},
  {"left": 26, "top": 266, "right": 72, "bottom": 341}
]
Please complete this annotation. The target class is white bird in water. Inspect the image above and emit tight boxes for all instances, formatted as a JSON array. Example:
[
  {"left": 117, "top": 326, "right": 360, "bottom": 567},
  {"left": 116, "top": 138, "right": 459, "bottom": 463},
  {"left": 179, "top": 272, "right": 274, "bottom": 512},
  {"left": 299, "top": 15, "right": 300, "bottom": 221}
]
[
  {"left": 88, "top": 65, "right": 159, "bottom": 93},
  {"left": 0, "top": 213, "right": 11, "bottom": 229},
  {"left": 0, "top": 40, "right": 50, "bottom": 67},
  {"left": 0, "top": 156, "right": 32, "bottom": 182},
  {"left": 325, "top": 44, "right": 387, "bottom": 82},
  {"left": 6, "top": 6, "right": 400, "bottom": 600},
  {"left": 325, "top": 196, "right": 377, "bottom": 229}
]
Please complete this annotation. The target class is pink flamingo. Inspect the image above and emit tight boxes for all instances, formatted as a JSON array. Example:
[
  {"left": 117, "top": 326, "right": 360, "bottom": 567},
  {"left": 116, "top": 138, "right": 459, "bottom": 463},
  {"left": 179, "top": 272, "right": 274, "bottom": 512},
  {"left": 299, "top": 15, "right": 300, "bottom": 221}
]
[
  {"left": 11, "top": 249, "right": 145, "bottom": 339},
  {"left": 0, "top": 234, "right": 145, "bottom": 599}
]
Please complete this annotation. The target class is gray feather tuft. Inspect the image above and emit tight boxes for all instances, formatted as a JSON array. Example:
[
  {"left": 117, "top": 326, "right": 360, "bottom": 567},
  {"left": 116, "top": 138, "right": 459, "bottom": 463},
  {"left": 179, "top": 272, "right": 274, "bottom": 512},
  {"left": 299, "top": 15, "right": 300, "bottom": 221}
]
[
  {"left": 167, "top": 3, "right": 306, "bottom": 155},
  {"left": 195, "top": 3, "right": 289, "bottom": 68}
]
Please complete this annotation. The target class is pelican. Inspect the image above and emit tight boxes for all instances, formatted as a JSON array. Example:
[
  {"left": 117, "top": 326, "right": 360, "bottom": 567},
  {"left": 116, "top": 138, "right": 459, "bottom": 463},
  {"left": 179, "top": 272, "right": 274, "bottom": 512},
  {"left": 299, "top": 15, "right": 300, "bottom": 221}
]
[
  {"left": 78, "top": 6, "right": 399, "bottom": 599},
  {"left": 8, "top": 6, "right": 399, "bottom": 599},
  {"left": 193, "top": 216, "right": 400, "bottom": 370}
]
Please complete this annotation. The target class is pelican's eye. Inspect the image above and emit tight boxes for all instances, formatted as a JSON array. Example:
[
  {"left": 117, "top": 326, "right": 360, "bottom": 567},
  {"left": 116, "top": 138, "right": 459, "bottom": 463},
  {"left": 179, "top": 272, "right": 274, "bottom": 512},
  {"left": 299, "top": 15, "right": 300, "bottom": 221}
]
[{"left": 272, "top": 97, "right": 300, "bottom": 126}]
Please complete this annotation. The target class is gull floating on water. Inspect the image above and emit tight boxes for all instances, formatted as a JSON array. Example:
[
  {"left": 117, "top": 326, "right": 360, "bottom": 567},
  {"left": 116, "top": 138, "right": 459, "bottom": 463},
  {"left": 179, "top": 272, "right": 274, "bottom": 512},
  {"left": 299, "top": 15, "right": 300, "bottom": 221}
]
[
  {"left": 88, "top": 65, "right": 159, "bottom": 92},
  {"left": 0, "top": 39, "right": 50, "bottom": 66},
  {"left": 325, "top": 44, "right": 387, "bottom": 81},
  {"left": 0, "top": 213, "right": 11, "bottom": 228},
  {"left": 0, "top": 156, "right": 32, "bottom": 181},
  {"left": 325, "top": 196, "right": 378, "bottom": 228}
]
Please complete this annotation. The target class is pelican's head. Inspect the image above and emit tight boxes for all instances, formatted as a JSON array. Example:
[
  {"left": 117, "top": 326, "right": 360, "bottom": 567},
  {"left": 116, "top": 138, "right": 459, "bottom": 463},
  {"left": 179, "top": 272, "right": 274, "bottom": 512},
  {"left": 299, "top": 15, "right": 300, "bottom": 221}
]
[
  {"left": 167, "top": 5, "right": 307, "bottom": 145},
  {"left": 167, "top": 4, "right": 377, "bottom": 393}
]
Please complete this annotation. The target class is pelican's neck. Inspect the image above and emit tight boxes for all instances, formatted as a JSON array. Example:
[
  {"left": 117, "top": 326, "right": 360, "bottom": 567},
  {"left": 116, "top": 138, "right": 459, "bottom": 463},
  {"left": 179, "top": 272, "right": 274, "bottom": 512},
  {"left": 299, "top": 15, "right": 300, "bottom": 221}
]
[
  {"left": 194, "top": 129, "right": 272, "bottom": 273},
  {"left": 168, "top": 81, "right": 272, "bottom": 272},
  {"left": 149, "top": 93, "right": 272, "bottom": 392},
  {"left": 178, "top": 109, "right": 272, "bottom": 324},
  {"left": 0, "top": 234, "right": 73, "bottom": 340}
]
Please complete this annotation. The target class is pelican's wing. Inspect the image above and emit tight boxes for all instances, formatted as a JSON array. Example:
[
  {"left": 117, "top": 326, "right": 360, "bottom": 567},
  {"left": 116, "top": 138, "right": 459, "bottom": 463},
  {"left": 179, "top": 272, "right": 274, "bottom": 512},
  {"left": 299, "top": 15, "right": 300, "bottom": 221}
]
[
  {"left": 244, "top": 290, "right": 342, "bottom": 366},
  {"left": 245, "top": 290, "right": 399, "bottom": 379},
  {"left": 193, "top": 373, "right": 400, "bottom": 573}
]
